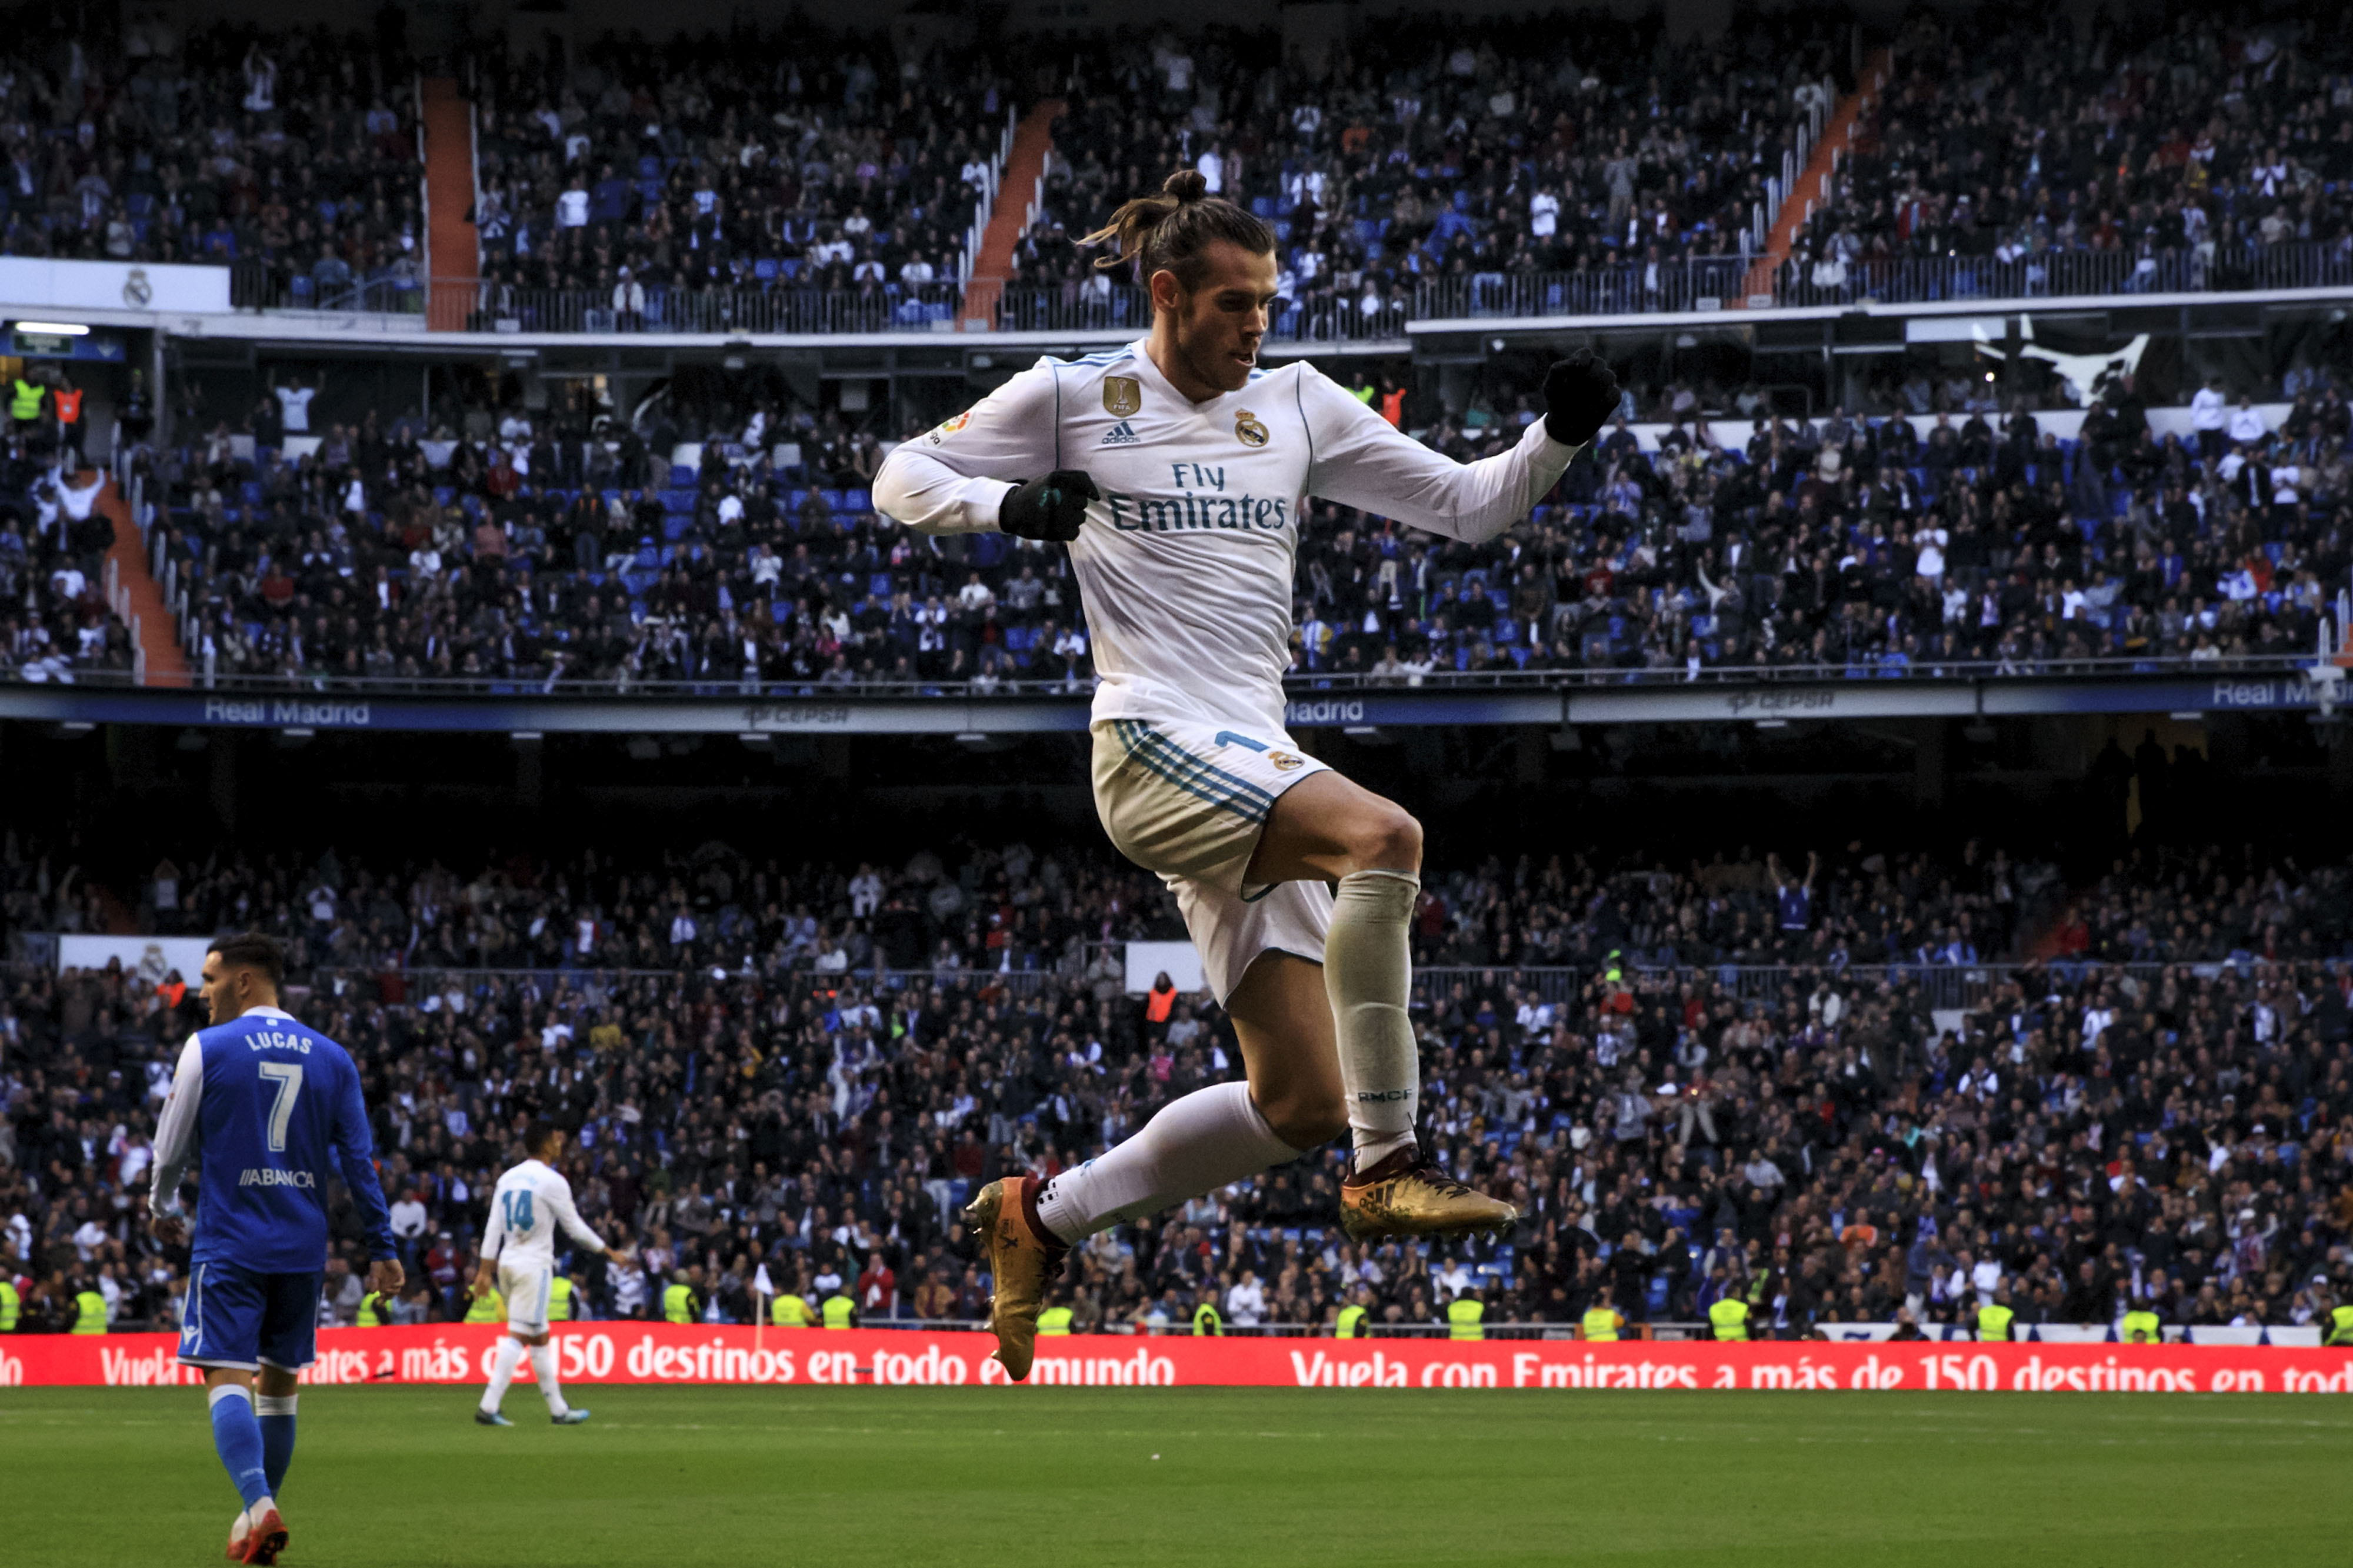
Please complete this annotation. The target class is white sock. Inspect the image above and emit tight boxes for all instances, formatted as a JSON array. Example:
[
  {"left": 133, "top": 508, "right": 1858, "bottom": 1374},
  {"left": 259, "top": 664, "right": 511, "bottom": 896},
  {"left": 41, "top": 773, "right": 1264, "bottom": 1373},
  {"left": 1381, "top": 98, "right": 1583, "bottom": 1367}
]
[
  {"left": 1326, "top": 869, "right": 1422, "bottom": 1170},
  {"left": 481, "top": 1336, "right": 524, "bottom": 1413},
  {"left": 1034, "top": 1080, "right": 1304, "bottom": 1244},
  {"left": 528, "top": 1343, "right": 569, "bottom": 1416}
]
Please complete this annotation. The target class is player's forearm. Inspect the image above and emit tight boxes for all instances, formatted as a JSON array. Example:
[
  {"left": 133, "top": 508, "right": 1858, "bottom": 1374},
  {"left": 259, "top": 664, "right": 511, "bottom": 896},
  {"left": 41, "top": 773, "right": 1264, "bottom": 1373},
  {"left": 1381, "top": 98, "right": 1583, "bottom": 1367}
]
[
  {"left": 1407, "top": 422, "right": 1581, "bottom": 544},
  {"left": 874, "top": 448, "right": 1016, "bottom": 535},
  {"left": 148, "top": 1036, "right": 204, "bottom": 1214}
]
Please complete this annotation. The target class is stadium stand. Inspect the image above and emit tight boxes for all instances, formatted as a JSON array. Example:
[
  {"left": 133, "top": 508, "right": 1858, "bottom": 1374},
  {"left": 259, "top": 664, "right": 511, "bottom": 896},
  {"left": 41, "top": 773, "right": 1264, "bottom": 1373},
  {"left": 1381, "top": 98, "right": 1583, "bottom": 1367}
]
[
  {"left": 83, "top": 335, "right": 2349, "bottom": 692},
  {"left": 461, "top": 31, "right": 1004, "bottom": 332},
  {"left": 0, "top": 19, "right": 425, "bottom": 308},
  {"left": 1779, "top": 9, "right": 2353, "bottom": 306},
  {"left": 0, "top": 395, "right": 138, "bottom": 683},
  {"left": 998, "top": 14, "right": 1849, "bottom": 334},
  {"left": 4, "top": 830, "right": 2349, "bottom": 1341}
]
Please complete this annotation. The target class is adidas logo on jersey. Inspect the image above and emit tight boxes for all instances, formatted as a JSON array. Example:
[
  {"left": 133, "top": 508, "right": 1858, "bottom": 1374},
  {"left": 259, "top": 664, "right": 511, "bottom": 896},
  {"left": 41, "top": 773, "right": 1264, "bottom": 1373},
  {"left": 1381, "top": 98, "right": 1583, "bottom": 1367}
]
[{"left": 1100, "top": 421, "right": 1141, "bottom": 446}]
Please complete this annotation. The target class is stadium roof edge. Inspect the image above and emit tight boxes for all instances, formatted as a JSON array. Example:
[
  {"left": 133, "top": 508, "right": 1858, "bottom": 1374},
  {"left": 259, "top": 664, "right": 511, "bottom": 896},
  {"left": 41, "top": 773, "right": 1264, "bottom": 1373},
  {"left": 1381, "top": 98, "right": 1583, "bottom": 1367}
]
[
  {"left": 0, "top": 301, "right": 1401, "bottom": 356},
  {"left": 1406, "top": 283, "right": 2353, "bottom": 338},
  {"left": 11, "top": 285, "right": 2347, "bottom": 356}
]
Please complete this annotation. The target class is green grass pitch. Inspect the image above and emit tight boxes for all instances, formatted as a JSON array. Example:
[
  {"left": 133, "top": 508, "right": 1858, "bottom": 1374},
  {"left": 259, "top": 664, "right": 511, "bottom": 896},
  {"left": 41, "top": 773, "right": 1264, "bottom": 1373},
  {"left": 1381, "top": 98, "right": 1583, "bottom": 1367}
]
[{"left": 8, "top": 1385, "right": 2347, "bottom": 1564}]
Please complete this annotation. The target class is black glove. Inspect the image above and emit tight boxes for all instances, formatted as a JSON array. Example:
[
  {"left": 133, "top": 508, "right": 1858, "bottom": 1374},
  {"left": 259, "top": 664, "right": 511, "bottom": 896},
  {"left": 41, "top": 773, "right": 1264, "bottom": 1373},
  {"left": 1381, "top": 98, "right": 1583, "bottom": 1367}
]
[
  {"left": 1544, "top": 350, "right": 1621, "bottom": 448},
  {"left": 998, "top": 469, "right": 1100, "bottom": 542}
]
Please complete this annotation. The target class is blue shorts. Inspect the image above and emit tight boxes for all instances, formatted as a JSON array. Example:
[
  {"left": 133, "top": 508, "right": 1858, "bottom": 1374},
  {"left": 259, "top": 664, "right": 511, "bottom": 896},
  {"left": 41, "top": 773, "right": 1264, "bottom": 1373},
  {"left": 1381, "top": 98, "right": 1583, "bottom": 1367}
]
[{"left": 179, "top": 1261, "right": 321, "bottom": 1372}]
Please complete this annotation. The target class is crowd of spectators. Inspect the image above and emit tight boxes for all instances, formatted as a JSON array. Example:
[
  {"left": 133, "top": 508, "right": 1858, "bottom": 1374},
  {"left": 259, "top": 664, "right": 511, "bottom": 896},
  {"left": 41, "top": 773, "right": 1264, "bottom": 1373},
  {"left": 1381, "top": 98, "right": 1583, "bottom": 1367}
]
[
  {"left": 124, "top": 342, "right": 2353, "bottom": 692},
  {"left": 0, "top": 18, "right": 422, "bottom": 298},
  {"left": 0, "top": 372, "right": 135, "bottom": 684},
  {"left": 3, "top": 828, "right": 2351, "bottom": 1344},
  {"left": 466, "top": 29, "right": 1004, "bottom": 321},
  {"left": 1356, "top": 366, "right": 2353, "bottom": 680},
  {"left": 1002, "top": 16, "right": 1847, "bottom": 331},
  {"left": 1785, "top": 12, "right": 2353, "bottom": 301}
]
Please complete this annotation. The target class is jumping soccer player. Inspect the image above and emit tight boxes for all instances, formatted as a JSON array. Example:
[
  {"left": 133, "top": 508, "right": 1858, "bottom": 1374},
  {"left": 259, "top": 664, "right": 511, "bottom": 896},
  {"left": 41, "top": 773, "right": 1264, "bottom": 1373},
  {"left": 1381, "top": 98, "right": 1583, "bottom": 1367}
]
[
  {"left": 467, "top": 1120, "right": 621, "bottom": 1426},
  {"left": 149, "top": 933, "right": 402, "bottom": 1564},
  {"left": 874, "top": 168, "right": 1619, "bottom": 1379}
]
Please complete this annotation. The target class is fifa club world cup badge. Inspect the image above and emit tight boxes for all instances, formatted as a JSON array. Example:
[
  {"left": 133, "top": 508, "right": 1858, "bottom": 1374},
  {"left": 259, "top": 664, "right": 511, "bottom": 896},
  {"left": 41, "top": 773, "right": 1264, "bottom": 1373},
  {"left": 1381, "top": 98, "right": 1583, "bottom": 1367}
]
[
  {"left": 1102, "top": 377, "right": 1142, "bottom": 417},
  {"left": 1234, "top": 410, "right": 1269, "bottom": 448}
]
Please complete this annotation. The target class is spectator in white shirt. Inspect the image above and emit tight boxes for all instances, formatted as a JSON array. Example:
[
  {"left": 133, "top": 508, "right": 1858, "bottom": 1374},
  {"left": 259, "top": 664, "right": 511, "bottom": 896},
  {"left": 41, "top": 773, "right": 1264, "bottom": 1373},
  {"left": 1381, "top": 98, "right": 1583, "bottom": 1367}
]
[
  {"left": 2189, "top": 376, "right": 2230, "bottom": 460},
  {"left": 2227, "top": 396, "right": 2268, "bottom": 445}
]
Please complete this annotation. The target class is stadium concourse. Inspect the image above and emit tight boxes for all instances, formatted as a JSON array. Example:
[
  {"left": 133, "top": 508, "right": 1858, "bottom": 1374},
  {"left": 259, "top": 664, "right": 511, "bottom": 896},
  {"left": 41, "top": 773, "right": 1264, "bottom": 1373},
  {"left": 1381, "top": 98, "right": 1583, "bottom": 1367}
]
[{"left": 4, "top": 830, "right": 2350, "bottom": 1350}]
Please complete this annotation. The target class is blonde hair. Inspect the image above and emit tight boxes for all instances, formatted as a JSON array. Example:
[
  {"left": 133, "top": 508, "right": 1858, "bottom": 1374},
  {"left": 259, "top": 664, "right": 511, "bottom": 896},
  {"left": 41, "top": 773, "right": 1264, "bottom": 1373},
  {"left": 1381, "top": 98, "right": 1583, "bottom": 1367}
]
[{"left": 1079, "top": 168, "right": 1275, "bottom": 291}]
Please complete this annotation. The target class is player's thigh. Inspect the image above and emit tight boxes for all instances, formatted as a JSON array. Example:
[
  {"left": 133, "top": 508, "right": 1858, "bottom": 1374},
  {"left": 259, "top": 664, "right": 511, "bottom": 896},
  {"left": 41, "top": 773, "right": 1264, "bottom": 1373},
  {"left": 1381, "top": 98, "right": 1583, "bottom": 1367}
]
[
  {"left": 256, "top": 1271, "right": 321, "bottom": 1373},
  {"left": 499, "top": 1263, "right": 552, "bottom": 1332},
  {"left": 1090, "top": 718, "right": 1326, "bottom": 896},
  {"left": 1245, "top": 769, "right": 1422, "bottom": 886},
  {"left": 179, "top": 1260, "right": 266, "bottom": 1370}
]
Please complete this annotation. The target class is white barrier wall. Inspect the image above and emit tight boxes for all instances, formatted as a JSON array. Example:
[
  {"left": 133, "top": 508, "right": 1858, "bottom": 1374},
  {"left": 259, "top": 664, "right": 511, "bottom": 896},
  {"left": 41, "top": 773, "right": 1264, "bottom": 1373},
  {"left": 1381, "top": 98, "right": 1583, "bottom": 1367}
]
[{"left": 0, "top": 258, "right": 229, "bottom": 314}]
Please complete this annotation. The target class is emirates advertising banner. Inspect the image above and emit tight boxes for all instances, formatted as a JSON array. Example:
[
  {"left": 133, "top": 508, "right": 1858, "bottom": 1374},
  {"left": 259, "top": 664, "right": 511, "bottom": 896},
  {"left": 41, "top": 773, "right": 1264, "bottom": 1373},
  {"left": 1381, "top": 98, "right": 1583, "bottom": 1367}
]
[{"left": 5, "top": 1325, "right": 2349, "bottom": 1395}]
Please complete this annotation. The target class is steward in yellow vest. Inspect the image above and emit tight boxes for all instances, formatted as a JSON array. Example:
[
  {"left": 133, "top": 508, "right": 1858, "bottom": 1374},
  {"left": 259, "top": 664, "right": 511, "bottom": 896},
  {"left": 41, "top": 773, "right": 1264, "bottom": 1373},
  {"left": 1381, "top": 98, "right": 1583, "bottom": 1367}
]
[
  {"left": 2327, "top": 1302, "right": 2353, "bottom": 1347},
  {"left": 547, "top": 1276, "right": 575, "bottom": 1322},
  {"left": 1977, "top": 1295, "right": 2015, "bottom": 1342},
  {"left": 1192, "top": 1299, "right": 1224, "bottom": 1336},
  {"left": 72, "top": 1288, "right": 108, "bottom": 1333},
  {"left": 2119, "top": 1305, "right": 2162, "bottom": 1344},
  {"left": 357, "top": 1290, "right": 390, "bottom": 1326},
  {"left": 771, "top": 1293, "right": 818, "bottom": 1327},
  {"left": 11, "top": 379, "right": 44, "bottom": 421},
  {"left": 0, "top": 1278, "right": 21, "bottom": 1331},
  {"left": 661, "top": 1276, "right": 696, "bottom": 1324},
  {"left": 1447, "top": 1293, "right": 1485, "bottom": 1341},
  {"left": 1335, "top": 1302, "right": 1367, "bottom": 1338},
  {"left": 1709, "top": 1296, "right": 1751, "bottom": 1342},
  {"left": 464, "top": 1285, "right": 506, "bottom": 1325},
  {"left": 1581, "top": 1287, "right": 1623, "bottom": 1342},
  {"left": 821, "top": 1294, "right": 855, "bottom": 1329},
  {"left": 1036, "top": 1305, "right": 1074, "bottom": 1336}
]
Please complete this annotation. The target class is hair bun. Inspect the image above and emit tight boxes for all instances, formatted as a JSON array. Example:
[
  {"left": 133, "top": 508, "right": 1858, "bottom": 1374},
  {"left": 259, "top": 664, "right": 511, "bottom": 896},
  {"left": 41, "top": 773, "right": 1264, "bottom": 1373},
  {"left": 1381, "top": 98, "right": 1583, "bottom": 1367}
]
[{"left": 1162, "top": 169, "right": 1208, "bottom": 203}]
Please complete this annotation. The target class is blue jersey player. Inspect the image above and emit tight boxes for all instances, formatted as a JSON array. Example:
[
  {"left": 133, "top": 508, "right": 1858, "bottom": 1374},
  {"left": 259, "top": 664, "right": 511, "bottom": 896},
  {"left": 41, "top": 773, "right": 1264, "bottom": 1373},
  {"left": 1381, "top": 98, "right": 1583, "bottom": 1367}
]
[{"left": 149, "top": 932, "right": 402, "bottom": 1566}]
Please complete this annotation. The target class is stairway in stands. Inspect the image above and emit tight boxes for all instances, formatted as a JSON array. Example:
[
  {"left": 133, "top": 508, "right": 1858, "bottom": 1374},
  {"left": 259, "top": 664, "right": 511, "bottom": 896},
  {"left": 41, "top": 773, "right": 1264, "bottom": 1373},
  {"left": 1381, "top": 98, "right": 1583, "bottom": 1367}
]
[
  {"left": 99, "top": 475, "right": 189, "bottom": 687},
  {"left": 962, "top": 99, "right": 1066, "bottom": 331},
  {"left": 1738, "top": 48, "right": 1892, "bottom": 308},
  {"left": 421, "top": 78, "right": 479, "bottom": 331}
]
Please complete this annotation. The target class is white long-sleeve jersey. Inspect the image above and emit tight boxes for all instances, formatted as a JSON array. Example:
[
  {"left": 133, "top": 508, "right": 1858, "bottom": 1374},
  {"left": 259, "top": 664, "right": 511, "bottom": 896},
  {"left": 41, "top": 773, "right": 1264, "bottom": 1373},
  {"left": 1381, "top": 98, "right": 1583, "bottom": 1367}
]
[
  {"left": 874, "top": 341, "right": 1579, "bottom": 735},
  {"left": 482, "top": 1157, "right": 606, "bottom": 1269}
]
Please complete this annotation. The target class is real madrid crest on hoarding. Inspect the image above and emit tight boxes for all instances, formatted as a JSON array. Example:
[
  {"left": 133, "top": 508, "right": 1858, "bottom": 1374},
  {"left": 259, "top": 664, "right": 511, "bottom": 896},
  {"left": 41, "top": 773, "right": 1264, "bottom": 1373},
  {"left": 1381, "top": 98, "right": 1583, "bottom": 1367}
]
[
  {"left": 1102, "top": 376, "right": 1141, "bottom": 418},
  {"left": 1234, "top": 410, "right": 1269, "bottom": 448},
  {"left": 122, "top": 267, "right": 153, "bottom": 307}
]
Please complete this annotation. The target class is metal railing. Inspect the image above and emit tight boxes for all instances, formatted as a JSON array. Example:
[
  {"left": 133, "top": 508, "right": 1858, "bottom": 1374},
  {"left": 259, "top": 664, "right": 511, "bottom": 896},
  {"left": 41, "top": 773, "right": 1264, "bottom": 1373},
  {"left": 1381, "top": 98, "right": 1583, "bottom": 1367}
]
[
  {"left": 41, "top": 649, "right": 2314, "bottom": 698},
  {"left": 228, "top": 263, "right": 965, "bottom": 332},
  {"left": 217, "top": 238, "right": 2353, "bottom": 336},
  {"left": 1775, "top": 239, "right": 2353, "bottom": 310},
  {"left": 272, "top": 955, "right": 2326, "bottom": 1009}
]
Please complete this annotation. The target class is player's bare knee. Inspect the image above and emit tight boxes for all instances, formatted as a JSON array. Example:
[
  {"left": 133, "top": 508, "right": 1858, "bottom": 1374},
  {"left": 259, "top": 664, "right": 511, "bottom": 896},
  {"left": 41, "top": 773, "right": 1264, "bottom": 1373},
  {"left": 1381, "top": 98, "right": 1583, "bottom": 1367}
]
[{"left": 1354, "top": 805, "right": 1422, "bottom": 874}]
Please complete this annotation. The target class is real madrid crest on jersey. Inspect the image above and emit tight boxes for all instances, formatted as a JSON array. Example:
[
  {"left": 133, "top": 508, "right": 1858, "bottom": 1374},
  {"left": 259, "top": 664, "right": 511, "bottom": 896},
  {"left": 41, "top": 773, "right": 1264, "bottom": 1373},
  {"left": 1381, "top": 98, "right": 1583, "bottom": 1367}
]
[
  {"left": 1235, "top": 410, "right": 1269, "bottom": 448},
  {"left": 1103, "top": 376, "right": 1142, "bottom": 418}
]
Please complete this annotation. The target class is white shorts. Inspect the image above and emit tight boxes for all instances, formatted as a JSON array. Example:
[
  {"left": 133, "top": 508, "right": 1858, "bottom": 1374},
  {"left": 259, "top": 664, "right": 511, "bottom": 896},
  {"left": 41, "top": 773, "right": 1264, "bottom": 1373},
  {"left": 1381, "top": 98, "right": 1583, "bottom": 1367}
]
[
  {"left": 1091, "top": 716, "right": 1334, "bottom": 1002},
  {"left": 497, "top": 1262, "right": 553, "bottom": 1335}
]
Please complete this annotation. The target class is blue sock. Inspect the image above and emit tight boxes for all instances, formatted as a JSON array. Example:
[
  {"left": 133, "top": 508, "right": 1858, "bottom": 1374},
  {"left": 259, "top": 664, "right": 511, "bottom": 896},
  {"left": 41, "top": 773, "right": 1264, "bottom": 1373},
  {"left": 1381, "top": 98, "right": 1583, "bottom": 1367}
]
[
  {"left": 257, "top": 1394, "right": 298, "bottom": 1495},
  {"left": 208, "top": 1387, "right": 271, "bottom": 1511}
]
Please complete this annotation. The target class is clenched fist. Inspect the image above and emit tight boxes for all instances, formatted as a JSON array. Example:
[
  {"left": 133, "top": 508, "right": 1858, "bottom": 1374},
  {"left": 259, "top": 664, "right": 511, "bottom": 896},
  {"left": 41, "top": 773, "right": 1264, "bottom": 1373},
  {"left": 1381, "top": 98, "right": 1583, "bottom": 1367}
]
[{"left": 1544, "top": 350, "right": 1621, "bottom": 448}]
